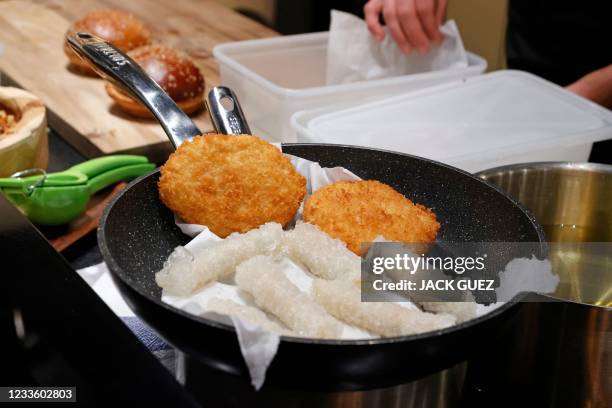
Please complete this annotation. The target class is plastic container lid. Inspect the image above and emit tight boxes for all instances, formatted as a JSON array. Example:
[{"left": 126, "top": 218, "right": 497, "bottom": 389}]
[
  {"left": 293, "top": 71, "right": 612, "bottom": 166},
  {"left": 213, "top": 32, "right": 487, "bottom": 142}
]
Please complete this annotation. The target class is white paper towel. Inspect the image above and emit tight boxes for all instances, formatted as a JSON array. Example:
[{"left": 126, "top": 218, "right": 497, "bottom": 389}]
[
  {"left": 165, "top": 153, "right": 374, "bottom": 389},
  {"left": 326, "top": 10, "right": 468, "bottom": 85},
  {"left": 77, "top": 263, "right": 134, "bottom": 317},
  {"left": 76, "top": 150, "right": 505, "bottom": 390},
  {"left": 163, "top": 151, "right": 509, "bottom": 389}
]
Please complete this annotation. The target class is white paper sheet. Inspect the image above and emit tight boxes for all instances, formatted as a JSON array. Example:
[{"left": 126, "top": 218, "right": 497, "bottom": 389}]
[
  {"left": 160, "top": 151, "right": 504, "bottom": 389},
  {"left": 165, "top": 153, "right": 372, "bottom": 389},
  {"left": 76, "top": 149, "right": 504, "bottom": 390},
  {"left": 326, "top": 10, "right": 468, "bottom": 85}
]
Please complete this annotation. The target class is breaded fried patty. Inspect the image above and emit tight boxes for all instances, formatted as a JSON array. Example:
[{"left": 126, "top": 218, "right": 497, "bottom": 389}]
[
  {"left": 303, "top": 180, "right": 440, "bottom": 255},
  {"left": 158, "top": 134, "right": 306, "bottom": 237}
]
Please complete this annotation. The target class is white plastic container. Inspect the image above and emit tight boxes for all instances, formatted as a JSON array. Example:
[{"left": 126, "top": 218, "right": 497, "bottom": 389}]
[
  {"left": 291, "top": 70, "right": 612, "bottom": 173},
  {"left": 213, "top": 32, "right": 487, "bottom": 142}
]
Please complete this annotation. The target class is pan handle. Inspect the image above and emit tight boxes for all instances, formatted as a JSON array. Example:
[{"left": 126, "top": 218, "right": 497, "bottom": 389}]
[
  {"left": 66, "top": 32, "right": 201, "bottom": 149},
  {"left": 205, "top": 86, "right": 251, "bottom": 135}
]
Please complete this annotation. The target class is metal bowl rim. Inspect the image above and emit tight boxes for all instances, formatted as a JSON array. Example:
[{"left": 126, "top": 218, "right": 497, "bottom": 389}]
[{"left": 476, "top": 161, "right": 612, "bottom": 178}]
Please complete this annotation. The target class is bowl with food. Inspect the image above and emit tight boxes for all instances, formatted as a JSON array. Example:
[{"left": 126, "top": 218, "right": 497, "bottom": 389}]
[{"left": 0, "top": 87, "right": 47, "bottom": 177}]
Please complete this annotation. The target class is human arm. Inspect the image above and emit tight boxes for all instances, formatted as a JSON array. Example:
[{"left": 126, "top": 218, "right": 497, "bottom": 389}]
[{"left": 566, "top": 64, "right": 612, "bottom": 109}]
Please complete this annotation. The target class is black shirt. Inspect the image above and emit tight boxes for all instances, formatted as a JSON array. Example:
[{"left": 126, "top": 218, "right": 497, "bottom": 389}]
[{"left": 506, "top": 0, "right": 612, "bottom": 86}]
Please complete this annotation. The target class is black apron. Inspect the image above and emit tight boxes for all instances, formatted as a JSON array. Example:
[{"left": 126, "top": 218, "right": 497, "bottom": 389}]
[
  {"left": 507, "top": 0, "right": 611, "bottom": 86},
  {"left": 507, "top": 0, "right": 612, "bottom": 162}
]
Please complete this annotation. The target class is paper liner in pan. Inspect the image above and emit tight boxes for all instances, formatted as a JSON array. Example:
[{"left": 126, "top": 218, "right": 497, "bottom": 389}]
[
  {"left": 162, "top": 153, "right": 375, "bottom": 389},
  {"left": 158, "top": 151, "right": 506, "bottom": 389}
]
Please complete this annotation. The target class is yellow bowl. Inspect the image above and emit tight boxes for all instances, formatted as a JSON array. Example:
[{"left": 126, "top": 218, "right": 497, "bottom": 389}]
[{"left": 0, "top": 87, "right": 48, "bottom": 177}]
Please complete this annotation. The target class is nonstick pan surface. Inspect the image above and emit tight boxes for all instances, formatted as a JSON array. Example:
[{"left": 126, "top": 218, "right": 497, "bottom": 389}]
[{"left": 98, "top": 143, "right": 545, "bottom": 390}]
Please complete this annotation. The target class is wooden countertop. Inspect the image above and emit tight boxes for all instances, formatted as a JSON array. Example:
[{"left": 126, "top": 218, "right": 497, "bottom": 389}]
[{"left": 0, "top": 0, "right": 277, "bottom": 161}]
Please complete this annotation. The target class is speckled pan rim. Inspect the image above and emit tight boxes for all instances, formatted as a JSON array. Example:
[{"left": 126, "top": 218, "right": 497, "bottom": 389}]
[{"left": 98, "top": 143, "right": 546, "bottom": 346}]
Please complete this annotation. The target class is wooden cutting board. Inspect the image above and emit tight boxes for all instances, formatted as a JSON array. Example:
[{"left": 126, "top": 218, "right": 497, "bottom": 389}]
[{"left": 0, "top": 0, "right": 276, "bottom": 162}]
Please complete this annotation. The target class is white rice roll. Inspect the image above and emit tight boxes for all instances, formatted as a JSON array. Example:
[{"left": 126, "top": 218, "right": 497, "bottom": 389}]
[
  {"left": 283, "top": 221, "right": 361, "bottom": 280},
  {"left": 156, "top": 222, "right": 283, "bottom": 295},
  {"left": 234, "top": 255, "right": 342, "bottom": 339},
  {"left": 313, "top": 278, "right": 456, "bottom": 337},
  {"left": 206, "top": 298, "right": 291, "bottom": 336}
]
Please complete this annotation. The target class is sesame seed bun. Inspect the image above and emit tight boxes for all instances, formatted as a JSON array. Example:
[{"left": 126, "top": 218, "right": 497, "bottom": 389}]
[
  {"left": 105, "top": 44, "right": 205, "bottom": 117},
  {"left": 64, "top": 9, "right": 151, "bottom": 75}
]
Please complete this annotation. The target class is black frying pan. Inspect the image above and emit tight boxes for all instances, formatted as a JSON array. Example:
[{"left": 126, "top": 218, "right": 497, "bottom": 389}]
[{"left": 68, "top": 33, "right": 545, "bottom": 391}]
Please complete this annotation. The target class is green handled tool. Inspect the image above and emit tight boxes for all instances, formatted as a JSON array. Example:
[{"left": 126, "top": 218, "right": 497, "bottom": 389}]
[{"left": 0, "top": 155, "right": 155, "bottom": 225}]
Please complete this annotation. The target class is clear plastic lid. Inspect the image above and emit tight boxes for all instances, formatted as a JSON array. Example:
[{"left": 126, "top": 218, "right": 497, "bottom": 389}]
[{"left": 303, "top": 71, "right": 612, "bottom": 162}]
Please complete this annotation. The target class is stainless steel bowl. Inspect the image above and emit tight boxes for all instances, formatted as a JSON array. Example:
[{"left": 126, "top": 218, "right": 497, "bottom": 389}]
[
  {"left": 478, "top": 162, "right": 612, "bottom": 307},
  {"left": 476, "top": 162, "right": 611, "bottom": 407}
]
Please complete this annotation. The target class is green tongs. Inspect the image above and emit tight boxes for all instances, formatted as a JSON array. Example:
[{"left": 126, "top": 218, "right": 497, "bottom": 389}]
[{"left": 0, "top": 155, "right": 155, "bottom": 225}]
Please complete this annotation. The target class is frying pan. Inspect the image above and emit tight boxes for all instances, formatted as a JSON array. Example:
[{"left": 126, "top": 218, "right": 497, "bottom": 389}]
[{"left": 68, "top": 33, "right": 545, "bottom": 391}]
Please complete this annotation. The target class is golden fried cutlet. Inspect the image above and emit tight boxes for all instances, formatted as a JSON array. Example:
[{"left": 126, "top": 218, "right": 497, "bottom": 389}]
[
  {"left": 158, "top": 134, "right": 306, "bottom": 237},
  {"left": 303, "top": 180, "right": 440, "bottom": 255}
]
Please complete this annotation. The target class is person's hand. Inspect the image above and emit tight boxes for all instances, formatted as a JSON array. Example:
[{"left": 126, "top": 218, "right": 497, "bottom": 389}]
[{"left": 364, "top": 0, "right": 447, "bottom": 54}]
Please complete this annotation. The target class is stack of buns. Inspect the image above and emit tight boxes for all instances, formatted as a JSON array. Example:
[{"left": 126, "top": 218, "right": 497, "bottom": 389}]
[{"left": 64, "top": 9, "right": 205, "bottom": 117}]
